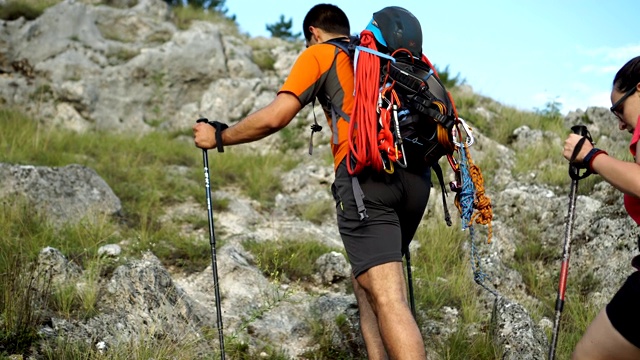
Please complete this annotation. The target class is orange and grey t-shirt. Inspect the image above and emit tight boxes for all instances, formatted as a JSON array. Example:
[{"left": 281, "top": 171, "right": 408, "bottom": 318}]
[{"left": 278, "top": 43, "right": 355, "bottom": 170}]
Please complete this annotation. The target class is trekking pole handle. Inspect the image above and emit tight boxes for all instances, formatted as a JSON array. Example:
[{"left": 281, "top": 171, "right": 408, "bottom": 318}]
[
  {"left": 197, "top": 118, "right": 228, "bottom": 153},
  {"left": 568, "top": 125, "right": 593, "bottom": 181},
  {"left": 570, "top": 125, "right": 588, "bottom": 137}
]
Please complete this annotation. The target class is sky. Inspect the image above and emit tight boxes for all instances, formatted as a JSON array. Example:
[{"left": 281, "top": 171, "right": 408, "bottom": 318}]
[{"left": 224, "top": 0, "right": 640, "bottom": 115}]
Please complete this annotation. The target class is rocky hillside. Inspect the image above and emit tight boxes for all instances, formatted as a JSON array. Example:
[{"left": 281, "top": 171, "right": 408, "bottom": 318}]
[{"left": 1, "top": 1, "right": 637, "bottom": 359}]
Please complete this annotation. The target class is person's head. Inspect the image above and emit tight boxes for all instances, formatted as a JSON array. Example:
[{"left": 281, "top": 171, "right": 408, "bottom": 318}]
[
  {"left": 302, "top": 4, "right": 350, "bottom": 48},
  {"left": 611, "top": 56, "right": 640, "bottom": 132},
  {"left": 365, "top": 6, "right": 422, "bottom": 58}
]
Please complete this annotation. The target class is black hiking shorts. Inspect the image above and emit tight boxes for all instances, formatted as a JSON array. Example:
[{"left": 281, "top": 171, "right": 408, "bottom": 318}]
[
  {"left": 331, "top": 159, "right": 431, "bottom": 278},
  {"left": 606, "top": 267, "right": 640, "bottom": 348}
]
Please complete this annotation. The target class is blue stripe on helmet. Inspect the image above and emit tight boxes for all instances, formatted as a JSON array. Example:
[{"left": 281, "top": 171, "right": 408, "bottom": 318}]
[{"left": 365, "top": 19, "right": 387, "bottom": 47}]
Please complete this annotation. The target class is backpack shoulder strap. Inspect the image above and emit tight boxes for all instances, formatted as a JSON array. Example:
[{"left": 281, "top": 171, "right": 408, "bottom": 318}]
[
  {"left": 324, "top": 35, "right": 360, "bottom": 61},
  {"left": 317, "top": 36, "right": 359, "bottom": 145}
]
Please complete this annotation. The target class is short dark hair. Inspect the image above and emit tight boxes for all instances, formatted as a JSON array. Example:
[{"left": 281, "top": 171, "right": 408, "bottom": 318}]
[
  {"left": 302, "top": 4, "right": 350, "bottom": 42},
  {"left": 613, "top": 56, "right": 640, "bottom": 93}
]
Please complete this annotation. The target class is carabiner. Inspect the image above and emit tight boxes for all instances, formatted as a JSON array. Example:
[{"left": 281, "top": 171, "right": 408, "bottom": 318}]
[{"left": 452, "top": 117, "right": 475, "bottom": 148}]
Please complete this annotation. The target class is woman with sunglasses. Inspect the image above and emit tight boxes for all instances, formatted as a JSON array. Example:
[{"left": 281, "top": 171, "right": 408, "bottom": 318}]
[{"left": 563, "top": 55, "right": 640, "bottom": 359}]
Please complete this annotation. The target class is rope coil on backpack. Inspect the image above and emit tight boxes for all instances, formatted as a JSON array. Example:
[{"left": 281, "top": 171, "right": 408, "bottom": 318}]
[{"left": 347, "top": 30, "right": 384, "bottom": 175}]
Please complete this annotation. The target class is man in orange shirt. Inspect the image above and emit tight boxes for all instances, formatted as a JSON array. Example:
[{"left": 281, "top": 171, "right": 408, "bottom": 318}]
[{"left": 193, "top": 5, "right": 430, "bottom": 359}]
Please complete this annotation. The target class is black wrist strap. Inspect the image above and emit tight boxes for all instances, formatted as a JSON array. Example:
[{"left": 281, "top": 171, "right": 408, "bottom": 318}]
[
  {"left": 569, "top": 136, "right": 592, "bottom": 180},
  {"left": 568, "top": 125, "right": 595, "bottom": 181},
  {"left": 582, "top": 148, "right": 607, "bottom": 174},
  {"left": 197, "top": 118, "right": 229, "bottom": 153}
]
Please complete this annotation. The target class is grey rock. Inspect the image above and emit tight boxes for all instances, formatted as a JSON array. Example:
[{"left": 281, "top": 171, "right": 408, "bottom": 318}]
[
  {"left": 0, "top": 163, "right": 122, "bottom": 226},
  {"left": 37, "top": 246, "right": 82, "bottom": 284},
  {"left": 97, "top": 244, "right": 121, "bottom": 257},
  {"left": 493, "top": 297, "right": 548, "bottom": 360},
  {"left": 315, "top": 251, "right": 350, "bottom": 285}
]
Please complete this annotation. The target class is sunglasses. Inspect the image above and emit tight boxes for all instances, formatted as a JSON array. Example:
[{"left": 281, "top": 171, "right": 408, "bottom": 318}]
[{"left": 610, "top": 87, "right": 637, "bottom": 119}]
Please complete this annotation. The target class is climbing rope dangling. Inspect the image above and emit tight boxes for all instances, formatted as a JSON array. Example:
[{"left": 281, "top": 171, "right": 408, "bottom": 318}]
[{"left": 456, "top": 130, "right": 496, "bottom": 296}]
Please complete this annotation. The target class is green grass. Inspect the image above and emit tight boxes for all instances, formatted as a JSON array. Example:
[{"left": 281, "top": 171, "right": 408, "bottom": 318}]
[
  {"left": 252, "top": 51, "right": 277, "bottom": 72},
  {"left": 171, "top": 5, "right": 240, "bottom": 34},
  {"left": 292, "top": 199, "right": 335, "bottom": 225},
  {"left": 0, "top": 253, "right": 51, "bottom": 356},
  {"left": 279, "top": 125, "right": 307, "bottom": 151},
  {"left": 552, "top": 296, "right": 600, "bottom": 358},
  {"left": 0, "top": 108, "right": 299, "bottom": 357},
  {"left": 0, "top": 196, "right": 119, "bottom": 268},
  {"left": 76, "top": 257, "right": 104, "bottom": 319},
  {"left": 513, "top": 143, "right": 568, "bottom": 186},
  {"left": 411, "top": 217, "right": 502, "bottom": 358},
  {"left": 243, "top": 238, "right": 342, "bottom": 283},
  {"left": 451, "top": 90, "right": 566, "bottom": 147},
  {"left": 0, "top": 199, "right": 115, "bottom": 354},
  {"left": 301, "top": 312, "right": 364, "bottom": 360},
  {"left": 0, "top": 108, "right": 296, "bottom": 216},
  {"left": 224, "top": 337, "right": 289, "bottom": 360},
  {"left": 40, "top": 334, "right": 208, "bottom": 360},
  {"left": 0, "top": 0, "right": 61, "bottom": 20},
  {"left": 129, "top": 228, "right": 215, "bottom": 274},
  {"left": 504, "top": 208, "right": 604, "bottom": 360},
  {"left": 412, "top": 218, "right": 475, "bottom": 318},
  {"left": 436, "top": 328, "right": 502, "bottom": 360}
]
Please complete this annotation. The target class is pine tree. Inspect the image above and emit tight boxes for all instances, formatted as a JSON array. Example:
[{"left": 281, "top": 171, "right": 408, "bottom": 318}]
[
  {"left": 162, "top": 0, "right": 235, "bottom": 20},
  {"left": 266, "top": 15, "right": 301, "bottom": 41}
]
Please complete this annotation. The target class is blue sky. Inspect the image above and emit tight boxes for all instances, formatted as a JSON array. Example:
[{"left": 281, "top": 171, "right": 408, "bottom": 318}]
[{"left": 225, "top": 0, "right": 640, "bottom": 115}]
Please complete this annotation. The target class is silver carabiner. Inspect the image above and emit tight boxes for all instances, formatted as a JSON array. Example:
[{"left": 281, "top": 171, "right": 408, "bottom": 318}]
[
  {"left": 452, "top": 117, "right": 475, "bottom": 148},
  {"left": 392, "top": 104, "right": 408, "bottom": 168}
]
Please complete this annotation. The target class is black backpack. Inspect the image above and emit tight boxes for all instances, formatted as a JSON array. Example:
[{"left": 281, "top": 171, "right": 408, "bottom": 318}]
[
  {"left": 321, "top": 7, "right": 458, "bottom": 176},
  {"left": 309, "top": 7, "right": 474, "bottom": 225}
]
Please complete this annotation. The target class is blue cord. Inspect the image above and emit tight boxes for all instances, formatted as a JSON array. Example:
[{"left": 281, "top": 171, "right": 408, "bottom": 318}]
[
  {"left": 459, "top": 148, "right": 474, "bottom": 230},
  {"left": 459, "top": 148, "right": 499, "bottom": 297}
]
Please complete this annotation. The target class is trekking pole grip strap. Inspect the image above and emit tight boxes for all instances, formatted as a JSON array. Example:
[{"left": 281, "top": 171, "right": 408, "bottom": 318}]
[
  {"left": 197, "top": 118, "right": 229, "bottom": 153},
  {"left": 568, "top": 125, "right": 594, "bottom": 180}
]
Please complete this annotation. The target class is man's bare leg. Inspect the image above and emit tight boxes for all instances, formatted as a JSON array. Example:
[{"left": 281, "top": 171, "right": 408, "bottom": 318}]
[
  {"left": 356, "top": 261, "right": 426, "bottom": 360},
  {"left": 352, "top": 274, "right": 388, "bottom": 360}
]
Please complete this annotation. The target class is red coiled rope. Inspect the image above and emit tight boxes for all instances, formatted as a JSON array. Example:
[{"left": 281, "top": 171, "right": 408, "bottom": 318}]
[{"left": 347, "top": 30, "right": 383, "bottom": 175}]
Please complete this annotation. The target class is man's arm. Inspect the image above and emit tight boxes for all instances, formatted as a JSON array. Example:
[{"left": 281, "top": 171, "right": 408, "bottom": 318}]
[{"left": 193, "top": 92, "right": 303, "bottom": 149}]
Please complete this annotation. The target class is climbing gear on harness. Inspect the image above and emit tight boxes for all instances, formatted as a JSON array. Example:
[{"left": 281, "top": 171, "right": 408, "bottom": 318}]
[
  {"left": 549, "top": 124, "right": 593, "bottom": 360},
  {"left": 196, "top": 118, "right": 226, "bottom": 360}
]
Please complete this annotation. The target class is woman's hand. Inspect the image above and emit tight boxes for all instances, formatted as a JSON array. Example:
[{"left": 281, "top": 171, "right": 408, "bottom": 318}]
[{"left": 563, "top": 133, "right": 594, "bottom": 163}]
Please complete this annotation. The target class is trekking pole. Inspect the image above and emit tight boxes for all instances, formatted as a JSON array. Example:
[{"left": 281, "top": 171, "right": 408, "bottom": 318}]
[
  {"left": 548, "top": 125, "right": 592, "bottom": 360},
  {"left": 197, "top": 118, "right": 226, "bottom": 360},
  {"left": 405, "top": 247, "right": 416, "bottom": 319}
]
